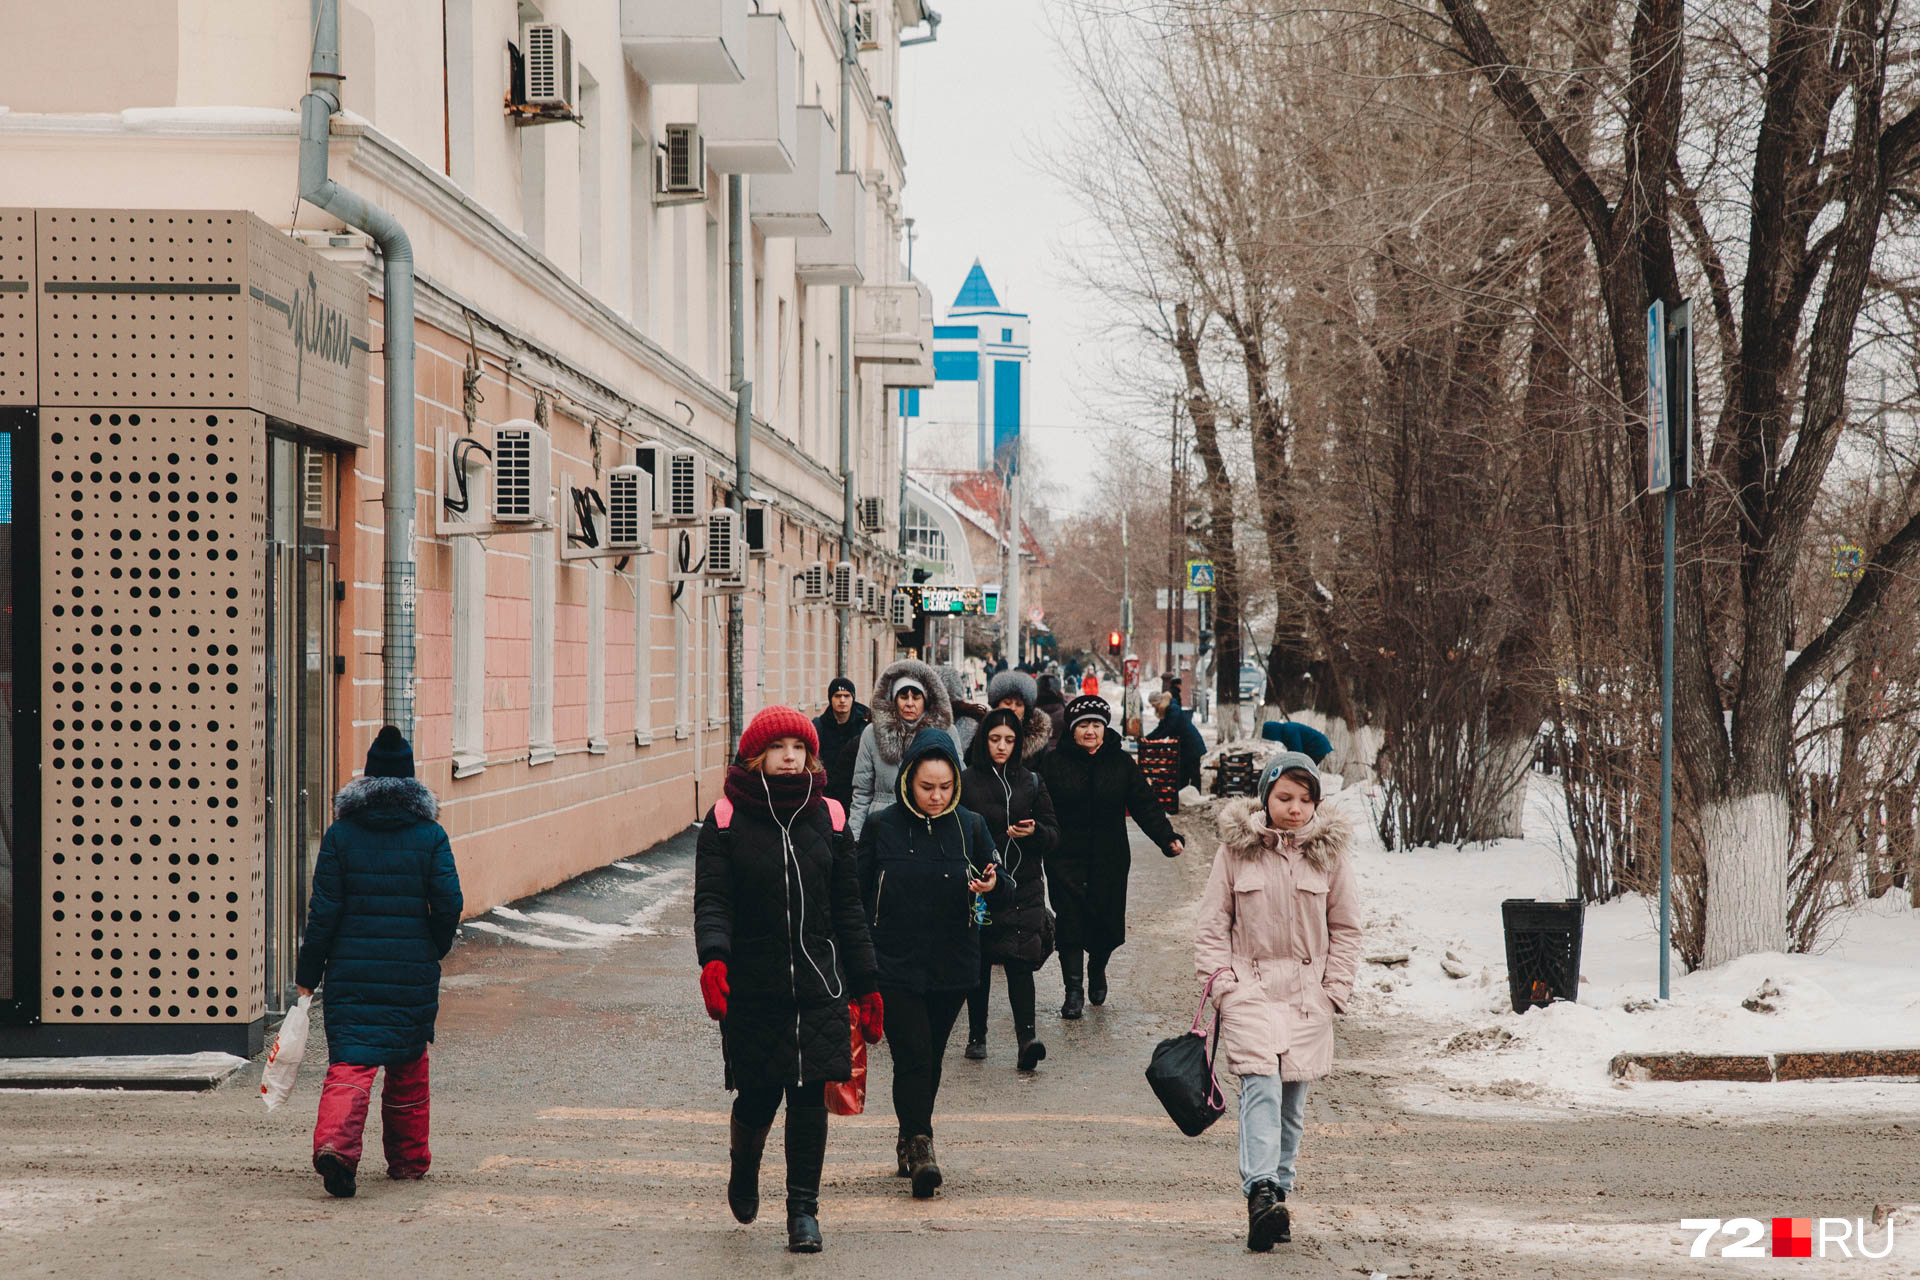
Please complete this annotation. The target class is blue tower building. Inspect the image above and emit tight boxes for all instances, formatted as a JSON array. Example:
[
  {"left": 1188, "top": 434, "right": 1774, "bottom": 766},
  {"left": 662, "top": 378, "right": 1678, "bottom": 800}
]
[{"left": 906, "top": 260, "right": 1030, "bottom": 471}]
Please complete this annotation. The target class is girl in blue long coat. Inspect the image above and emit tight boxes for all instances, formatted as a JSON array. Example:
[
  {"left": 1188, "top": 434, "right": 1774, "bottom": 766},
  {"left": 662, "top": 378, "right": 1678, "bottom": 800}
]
[{"left": 296, "top": 726, "right": 463, "bottom": 1198}]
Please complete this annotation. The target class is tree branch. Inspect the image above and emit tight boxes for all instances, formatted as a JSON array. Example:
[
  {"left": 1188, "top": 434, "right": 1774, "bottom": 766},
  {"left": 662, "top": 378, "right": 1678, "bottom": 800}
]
[{"left": 1785, "top": 505, "right": 1920, "bottom": 698}]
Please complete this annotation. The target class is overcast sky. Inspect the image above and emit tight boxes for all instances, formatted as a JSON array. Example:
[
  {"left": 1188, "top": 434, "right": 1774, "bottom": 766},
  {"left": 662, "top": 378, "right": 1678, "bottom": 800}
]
[{"left": 896, "top": 0, "right": 1123, "bottom": 513}]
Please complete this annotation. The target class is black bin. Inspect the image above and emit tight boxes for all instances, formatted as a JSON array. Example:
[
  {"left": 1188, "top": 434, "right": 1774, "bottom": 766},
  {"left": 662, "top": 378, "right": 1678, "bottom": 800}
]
[{"left": 1500, "top": 898, "right": 1585, "bottom": 1014}]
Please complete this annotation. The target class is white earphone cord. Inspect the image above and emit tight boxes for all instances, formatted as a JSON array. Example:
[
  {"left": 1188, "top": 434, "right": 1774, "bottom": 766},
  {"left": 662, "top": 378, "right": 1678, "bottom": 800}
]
[{"left": 762, "top": 771, "right": 844, "bottom": 1001}]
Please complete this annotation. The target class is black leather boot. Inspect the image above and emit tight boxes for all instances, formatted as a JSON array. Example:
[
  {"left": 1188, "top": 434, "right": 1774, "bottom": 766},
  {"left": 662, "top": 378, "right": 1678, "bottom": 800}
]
[
  {"left": 727, "top": 1114, "right": 773, "bottom": 1224},
  {"left": 1016, "top": 1025, "right": 1047, "bottom": 1072},
  {"left": 784, "top": 1105, "right": 828, "bottom": 1253},
  {"left": 1088, "top": 956, "right": 1109, "bottom": 1006},
  {"left": 1060, "top": 983, "right": 1085, "bottom": 1020},
  {"left": 905, "top": 1133, "right": 942, "bottom": 1199},
  {"left": 895, "top": 1134, "right": 911, "bottom": 1177},
  {"left": 1246, "top": 1181, "right": 1289, "bottom": 1252}
]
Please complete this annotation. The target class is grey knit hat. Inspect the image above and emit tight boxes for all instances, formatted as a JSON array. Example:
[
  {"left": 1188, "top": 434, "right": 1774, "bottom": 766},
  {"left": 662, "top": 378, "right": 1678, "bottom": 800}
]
[
  {"left": 986, "top": 669, "right": 1038, "bottom": 709},
  {"left": 1258, "top": 751, "right": 1321, "bottom": 804}
]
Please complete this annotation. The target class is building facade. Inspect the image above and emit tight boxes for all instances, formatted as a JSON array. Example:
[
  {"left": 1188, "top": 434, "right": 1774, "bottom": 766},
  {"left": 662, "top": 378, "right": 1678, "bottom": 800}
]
[
  {"left": 909, "top": 261, "right": 1027, "bottom": 470},
  {"left": 0, "top": 0, "right": 938, "bottom": 1054}
]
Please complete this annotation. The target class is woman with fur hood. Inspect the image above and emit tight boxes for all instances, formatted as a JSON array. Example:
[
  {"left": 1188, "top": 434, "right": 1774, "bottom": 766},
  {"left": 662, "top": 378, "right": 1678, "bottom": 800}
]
[
  {"left": 850, "top": 659, "right": 954, "bottom": 839},
  {"left": 937, "top": 666, "right": 989, "bottom": 757},
  {"left": 983, "top": 669, "right": 1054, "bottom": 762},
  {"left": 297, "top": 727, "right": 463, "bottom": 1200},
  {"left": 1194, "top": 752, "right": 1362, "bottom": 1254}
]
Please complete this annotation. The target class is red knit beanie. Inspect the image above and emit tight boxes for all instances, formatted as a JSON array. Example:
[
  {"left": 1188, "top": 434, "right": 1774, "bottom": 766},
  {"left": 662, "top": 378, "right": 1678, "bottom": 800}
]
[{"left": 738, "top": 705, "right": 820, "bottom": 762}]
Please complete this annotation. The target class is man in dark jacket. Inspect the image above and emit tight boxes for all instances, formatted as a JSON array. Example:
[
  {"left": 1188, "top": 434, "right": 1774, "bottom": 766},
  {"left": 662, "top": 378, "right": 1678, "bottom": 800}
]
[
  {"left": 813, "top": 676, "right": 871, "bottom": 804},
  {"left": 857, "top": 727, "right": 1013, "bottom": 1198},
  {"left": 1146, "top": 691, "right": 1208, "bottom": 791},
  {"left": 1040, "top": 697, "right": 1183, "bottom": 1019},
  {"left": 298, "top": 726, "right": 463, "bottom": 1199}
]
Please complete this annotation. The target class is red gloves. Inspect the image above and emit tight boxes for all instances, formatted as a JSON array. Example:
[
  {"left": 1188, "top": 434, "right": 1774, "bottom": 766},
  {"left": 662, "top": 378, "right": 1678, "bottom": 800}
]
[
  {"left": 699, "top": 960, "right": 729, "bottom": 1021},
  {"left": 852, "top": 991, "right": 885, "bottom": 1044}
]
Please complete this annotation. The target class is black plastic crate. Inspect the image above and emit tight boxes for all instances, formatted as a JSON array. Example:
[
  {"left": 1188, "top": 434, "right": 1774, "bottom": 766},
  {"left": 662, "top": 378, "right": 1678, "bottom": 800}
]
[
  {"left": 1500, "top": 898, "right": 1585, "bottom": 1014},
  {"left": 1137, "top": 740, "right": 1181, "bottom": 812}
]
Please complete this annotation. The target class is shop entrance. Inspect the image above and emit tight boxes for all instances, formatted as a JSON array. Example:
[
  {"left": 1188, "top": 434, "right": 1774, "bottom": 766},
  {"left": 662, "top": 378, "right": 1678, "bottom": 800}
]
[
  {"left": 263, "top": 437, "right": 336, "bottom": 1014},
  {"left": 0, "top": 410, "right": 37, "bottom": 1026}
]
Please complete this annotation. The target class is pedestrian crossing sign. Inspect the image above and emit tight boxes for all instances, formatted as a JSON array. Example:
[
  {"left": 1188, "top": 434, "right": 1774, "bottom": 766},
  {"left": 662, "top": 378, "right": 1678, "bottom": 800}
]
[{"left": 1187, "top": 560, "right": 1215, "bottom": 593}]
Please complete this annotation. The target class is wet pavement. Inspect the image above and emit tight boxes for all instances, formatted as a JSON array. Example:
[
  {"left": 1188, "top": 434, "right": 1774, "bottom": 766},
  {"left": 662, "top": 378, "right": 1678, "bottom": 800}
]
[{"left": 3, "top": 811, "right": 1914, "bottom": 1278}]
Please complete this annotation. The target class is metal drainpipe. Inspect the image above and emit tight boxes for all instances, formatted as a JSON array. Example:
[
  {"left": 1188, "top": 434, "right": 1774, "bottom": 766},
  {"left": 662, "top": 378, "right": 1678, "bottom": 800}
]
[
  {"left": 301, "top": 0, "right": 417, "bottom": 732},
  {"left": 728, "top": 174, "right": 752, "bottom": 746},
  {"left": 837, "top": 0, "right": 855, "bottom": 677}
]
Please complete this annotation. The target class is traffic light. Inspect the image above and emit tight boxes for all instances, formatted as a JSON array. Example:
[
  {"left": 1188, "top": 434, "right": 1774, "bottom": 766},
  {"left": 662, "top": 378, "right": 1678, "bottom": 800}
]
[{"left": 1107, "top": 629, "right": 1123, "bottom": 656}]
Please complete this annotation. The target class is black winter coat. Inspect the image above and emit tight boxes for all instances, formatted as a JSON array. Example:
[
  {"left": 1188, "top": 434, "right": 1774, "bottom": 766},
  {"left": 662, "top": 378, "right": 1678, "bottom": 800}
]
[
  {"left": 857, "top": 729, "right": 1015, "bottom": 994},
  {"left": 814, "top": 703, "right": 872, "bottom": 803},
  {"left": 1039, "top": 729, "right": 1180, "bottom": 954},
  {"left": 694, "top": 791, "right": 878, "bottom": 1090},
  {"left": 959, "top": 757, "right": 1059, "bottom": 967},
  {"left": 296, "top": 777, "right": 464, "bottom": 1066}
]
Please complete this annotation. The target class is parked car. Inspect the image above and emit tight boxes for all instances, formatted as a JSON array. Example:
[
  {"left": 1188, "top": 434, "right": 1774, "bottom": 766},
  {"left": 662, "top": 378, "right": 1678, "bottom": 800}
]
[{"left": 1239, "top": 661, "right": 1267, "bottom": 703}]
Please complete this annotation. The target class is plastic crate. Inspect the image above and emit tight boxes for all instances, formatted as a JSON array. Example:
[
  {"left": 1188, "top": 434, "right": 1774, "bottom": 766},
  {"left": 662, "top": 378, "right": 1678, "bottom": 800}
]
[
  {"left": 1137, "top": 740, "right": 1181, "bottom": 813},
  {"left": 1500, "top": 898, "right": 1584, "bottom": 1014}
]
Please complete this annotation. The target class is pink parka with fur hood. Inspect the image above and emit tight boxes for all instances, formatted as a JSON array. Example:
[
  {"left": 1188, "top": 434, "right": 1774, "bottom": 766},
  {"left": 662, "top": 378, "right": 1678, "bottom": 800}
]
[{"left": 1194, "top": 798, "right": 1363, "bottom": 1080}]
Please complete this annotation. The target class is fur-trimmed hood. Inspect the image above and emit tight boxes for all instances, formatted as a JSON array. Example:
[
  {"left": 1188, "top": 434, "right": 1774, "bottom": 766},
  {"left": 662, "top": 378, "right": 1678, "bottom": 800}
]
[
  {"left": 1215, "top": 797, "right": 1351, "bottom": 872},
  {"left": 1019, "top": 707, "right": 1053, "bottom": 761},
  {"left": 335, "top": 775, "right": 439, "bottom": 828},
  {"left": 868, "top": 658, "right": 954, "bottom": 765}
]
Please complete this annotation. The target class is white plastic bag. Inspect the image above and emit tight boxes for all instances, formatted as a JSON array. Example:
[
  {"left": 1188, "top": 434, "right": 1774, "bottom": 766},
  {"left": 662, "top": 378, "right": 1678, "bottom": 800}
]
[{"left": 260, "top": 994, "right": 312, "bottom": 1111}]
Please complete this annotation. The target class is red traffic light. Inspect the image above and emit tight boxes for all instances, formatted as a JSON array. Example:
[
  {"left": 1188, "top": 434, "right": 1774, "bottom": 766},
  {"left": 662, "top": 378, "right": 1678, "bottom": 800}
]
[{"left": 1107, "top": 630, "right": 1123, "bottom": 655}]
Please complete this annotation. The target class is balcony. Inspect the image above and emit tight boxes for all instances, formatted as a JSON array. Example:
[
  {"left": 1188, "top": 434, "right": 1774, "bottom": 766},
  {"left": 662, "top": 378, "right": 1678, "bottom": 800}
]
[
  {"left": 795, "top": 171, "right": 867, "bottom": 286},
  {"left": 698, "top": 13, "right": 798, "bottom": 175},
  {"left": 750, "top": 106, "right": 835, "bottom": 238},
  {"left": 855, "top": 281, "right": 935, "bottom": 387},
  {"left": 621, "top": 0, "right": 751, "bottom": 85}
]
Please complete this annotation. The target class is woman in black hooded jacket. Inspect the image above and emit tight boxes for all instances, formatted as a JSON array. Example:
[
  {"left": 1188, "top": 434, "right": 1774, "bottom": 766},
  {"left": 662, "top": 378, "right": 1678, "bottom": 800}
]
[
  {"left": 959, "top": 708, "right": 1060, "bottom": 1071},
  {"left": 857, "top": 726, "right": 1014, "bottom": 1199}
]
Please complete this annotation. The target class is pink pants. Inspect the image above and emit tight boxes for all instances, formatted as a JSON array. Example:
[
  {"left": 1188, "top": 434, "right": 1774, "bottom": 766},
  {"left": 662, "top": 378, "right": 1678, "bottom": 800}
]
[{"left": 312, "top": 1047, "right": 432, "bottom": 1178}]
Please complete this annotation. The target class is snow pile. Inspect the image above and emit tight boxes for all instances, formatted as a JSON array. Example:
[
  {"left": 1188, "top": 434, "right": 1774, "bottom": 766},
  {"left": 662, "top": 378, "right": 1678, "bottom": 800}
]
[{"left": 1331, "top": 776, "right": 1920, "bottom": 1116}]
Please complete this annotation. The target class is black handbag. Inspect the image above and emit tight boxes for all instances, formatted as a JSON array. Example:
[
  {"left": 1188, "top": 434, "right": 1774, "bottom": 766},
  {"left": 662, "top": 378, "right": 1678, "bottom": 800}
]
[{"left": 1145, "top": 968, "right": 1230, "bottom": 1136}]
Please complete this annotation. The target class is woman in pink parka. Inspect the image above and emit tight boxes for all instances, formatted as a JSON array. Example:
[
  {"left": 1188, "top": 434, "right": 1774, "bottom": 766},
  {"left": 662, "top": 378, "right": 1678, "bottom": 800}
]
[{"left": 1194, "top": 752, "right": 1362, "bottom": 1254}]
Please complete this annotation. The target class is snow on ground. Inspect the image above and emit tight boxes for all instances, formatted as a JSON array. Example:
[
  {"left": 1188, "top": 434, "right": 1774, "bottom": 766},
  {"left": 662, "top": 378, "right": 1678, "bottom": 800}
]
[{"left": 1321, "top": 774, "right": 1920, "bottom": 1119}]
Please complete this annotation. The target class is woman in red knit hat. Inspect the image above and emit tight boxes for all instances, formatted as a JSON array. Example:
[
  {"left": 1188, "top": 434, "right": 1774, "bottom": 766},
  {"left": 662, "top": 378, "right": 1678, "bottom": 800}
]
[{"left": 693, "top": 706, "right": 883, "bottom": 1254}]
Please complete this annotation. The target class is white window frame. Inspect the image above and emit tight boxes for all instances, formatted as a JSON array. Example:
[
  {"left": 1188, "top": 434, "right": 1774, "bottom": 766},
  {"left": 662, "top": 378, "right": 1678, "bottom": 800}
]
[
  {"left": 451, "top": 534, "right": 487, "bottom": 778},
  {"left": 530, "top": 527, "right": 556, "bottom": 764}
]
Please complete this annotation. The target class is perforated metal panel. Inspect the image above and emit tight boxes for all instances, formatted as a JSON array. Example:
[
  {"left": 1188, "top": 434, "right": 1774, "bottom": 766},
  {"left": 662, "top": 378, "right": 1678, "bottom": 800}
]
[
  {"left": 39, "top": 408, "right": 267, "bottom": 1026},
  {"left": 0, "top": 210, "right": 36, "bottom": 403},
  {"left": 37, "top": 212, "right": 248, "bottom": 408}
]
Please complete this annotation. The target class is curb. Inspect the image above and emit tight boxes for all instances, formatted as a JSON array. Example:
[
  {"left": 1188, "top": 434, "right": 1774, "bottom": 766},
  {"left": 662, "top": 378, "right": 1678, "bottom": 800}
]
[{"left": 1608, "top": 1049, "right": 1920, "bottom": 1083}]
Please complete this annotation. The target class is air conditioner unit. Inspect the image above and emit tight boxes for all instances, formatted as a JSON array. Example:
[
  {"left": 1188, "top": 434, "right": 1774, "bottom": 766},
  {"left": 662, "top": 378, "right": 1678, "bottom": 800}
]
[
  {"left": 657, "top": 124, "right": 708, "bottom": 201},
  {"left": 705, "top": 508, "right": 742, "bottom": 576},
  {"left": 800, "top": 560, "right": 828, "bottom": 603},
  {"left": 854, "top": 574, "right": 870, "bottom": 614},
  {"left": 492, "top": 421, "right": 553, "bottom": 524},
  {"left": 852, "top": 3, "right": 879, "bottom": 50},
  {"left": 661, "top": 449, "right": 704, "bottom": 525},
  {"left": 512, "top": 23, "right": 579, "bottom": 120},
  {"left": 858, "top": 495, "right": 885, "bottom": 534},
  {"left": 742, "top": 503, "right": 770, "bottom": 558},
  {"left": 831, "top": 561, "right": 856, "bottom": 609},
  {"left": 889, "top": 588, "right": 913, "bottom": 631},
  {"left": 605, "top": 465, "right": 652, "bottom": 550},
  {"left": 629, "top": 440, "right": 669, "bottom": 516}
]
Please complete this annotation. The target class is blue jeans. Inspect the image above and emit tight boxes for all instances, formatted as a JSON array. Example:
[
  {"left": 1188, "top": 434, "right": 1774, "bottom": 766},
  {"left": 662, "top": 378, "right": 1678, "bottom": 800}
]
[{"left": 1238, "top": 1074, "right": 1309, "bottom": 1195}]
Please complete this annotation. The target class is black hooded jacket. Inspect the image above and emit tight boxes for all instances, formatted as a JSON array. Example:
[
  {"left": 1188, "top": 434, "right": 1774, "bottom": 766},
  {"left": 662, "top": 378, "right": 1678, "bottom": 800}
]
[
  {"left": 856, "top": 728, "right": 1015, "bottom": 994},
  {"left": 961, "top": 713, "right": 1061, "bottom": 966}
]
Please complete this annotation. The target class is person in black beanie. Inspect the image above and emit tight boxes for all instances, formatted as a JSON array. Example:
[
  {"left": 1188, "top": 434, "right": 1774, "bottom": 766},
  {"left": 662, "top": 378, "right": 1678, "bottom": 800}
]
[
  {"left": 299, "top": 726, "right": 463, "bottom": 1199},
  {"left": 1039, "top": 696, "right": 1183, "bottom": 1019},
  {"left": 813, "top": 677, "right": 871, "bottom": 805}
]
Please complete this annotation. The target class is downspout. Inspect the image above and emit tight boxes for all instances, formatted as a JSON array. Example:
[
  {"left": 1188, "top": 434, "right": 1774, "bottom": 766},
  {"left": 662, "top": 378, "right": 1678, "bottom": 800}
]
[
  {"left": 837, "top": 0, "right": 856, "bottom": 677},
  {"left": 728, "top": 173, "right": 752, "bottom": 747},
  {"left": 302, "top": 0, "right": 418, "bottom": 731}
]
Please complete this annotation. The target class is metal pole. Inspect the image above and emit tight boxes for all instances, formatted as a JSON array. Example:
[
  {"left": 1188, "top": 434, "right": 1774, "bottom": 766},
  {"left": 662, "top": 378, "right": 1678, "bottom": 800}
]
[
  {"left": 1005, "top": 455, "right": 1021, "bottom": 664},
  {"left": 1658, "top": 486, "right": 1676, "bottom": 1000},
  {"left": 898, "top": 219, "right": 915, "bottom": 557},
  {"left": 836, "top": 0, "right": 854, "bottom": 675},
  {"left": 728, "top": 173, "right": 751, "bottom": 745}
]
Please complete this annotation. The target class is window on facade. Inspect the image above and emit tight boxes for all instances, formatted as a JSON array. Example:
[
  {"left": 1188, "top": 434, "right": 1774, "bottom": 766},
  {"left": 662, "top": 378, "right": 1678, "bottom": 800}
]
[
  {"left": 586, "top": 562, "right": 607, "bottom": 752},
  {"left": 452, "top": 536, "right": 486, "bottom": 776},
  {"left": 530, "top": 530, "right": 556, "bottom": 764},
  {"left": 706, "top": 213, "right": 721, "bottom": 381},
  {"left": 629, "top": 127, "right": 653, "bottom": 331},
  {"left": 521, "top": 124, "right": 547, "bottom": 250},
  {"left": 632, "top": 556, "right": 654, "bottom": 744},
  {"left": 578, "top": 70, "right": 601, "bottom": 292},
  {"left": 673, "top": 577, "right": 693, "bottom": 739},
  {"left": 446, "top": 0, "right": 475, "bottom": 187},
  {"left": 903, "top": 501, "right": 950, "bottom": 568}
]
